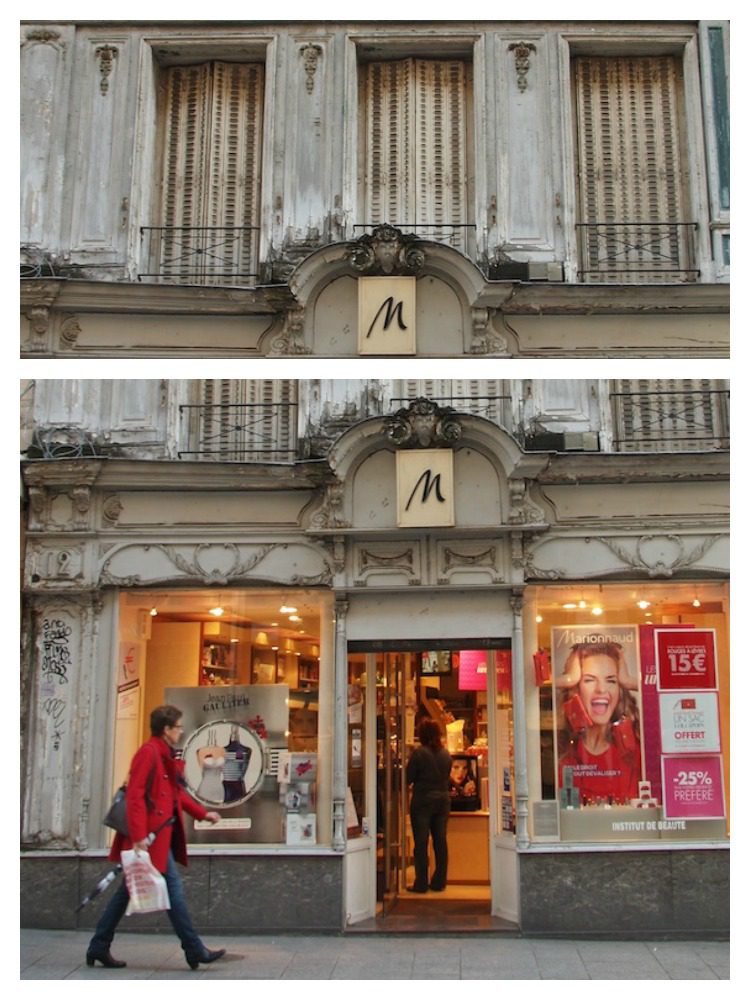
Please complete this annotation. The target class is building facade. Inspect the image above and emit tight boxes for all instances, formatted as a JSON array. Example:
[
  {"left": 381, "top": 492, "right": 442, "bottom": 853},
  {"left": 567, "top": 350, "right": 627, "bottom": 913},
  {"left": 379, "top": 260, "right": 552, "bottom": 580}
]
[
  {"left": 20, "top": 19, "right": 729, "bottom": 358},
  {"left": 20, "top": 378, "right": 730, "bottom": 934}
]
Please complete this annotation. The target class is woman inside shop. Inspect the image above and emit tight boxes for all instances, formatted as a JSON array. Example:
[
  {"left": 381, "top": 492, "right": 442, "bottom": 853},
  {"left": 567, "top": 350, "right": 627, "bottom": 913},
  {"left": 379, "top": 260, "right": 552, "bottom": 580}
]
[
  {"left": 406, "top": 719, "right": 452, "bottom": 893},
  {"left": 556, "top": 642, "right": 641, "bottom": 806}
]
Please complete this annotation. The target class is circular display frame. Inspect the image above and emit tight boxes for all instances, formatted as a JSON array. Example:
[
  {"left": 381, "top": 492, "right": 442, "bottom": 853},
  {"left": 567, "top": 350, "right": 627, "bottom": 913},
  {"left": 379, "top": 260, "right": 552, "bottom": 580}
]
[{"left": 181, "top": 719, "right": 265, "bottom": 808}]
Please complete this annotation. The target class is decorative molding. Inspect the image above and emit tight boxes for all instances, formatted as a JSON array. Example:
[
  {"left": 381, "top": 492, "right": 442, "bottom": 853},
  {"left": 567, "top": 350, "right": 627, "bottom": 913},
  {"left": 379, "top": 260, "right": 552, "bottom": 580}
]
[
  {"left": 508, "top": 42, "right": 537, "bottom": 92},
  {"left": 94, "top": 45, "right": 118, "bottom": 95},
  {"left": 23, "top": 28, "right": 63, "bottom": 46},
  {"left": 523, "top": 533, "right": 726, "bottom": 580},
  {"left": 300, "top": 43, "right": 322, "bottom": 94},
  {"left": 99, "top": 541, "right": 332, "bottom": 587},
  {"left": 355, "top": 544, "right": 420, "bottom": 586},
  {"left": 383, "top": 397, "right": 463, "bottom": 449},
  {"left": 350, "top": 225, "right": 425, "bottom": 276},
  {"left": 438, "top": 544, "right": 503, "bottom": 585},
  {"left": 594, "top": 534, "right": 721, "bottom": 578}
]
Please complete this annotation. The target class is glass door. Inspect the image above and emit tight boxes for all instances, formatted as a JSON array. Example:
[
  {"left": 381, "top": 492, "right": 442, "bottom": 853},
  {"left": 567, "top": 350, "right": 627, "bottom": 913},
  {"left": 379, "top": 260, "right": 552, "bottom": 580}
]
[{"left": 378, "top": 652, "right": 408, "bottom": 915}]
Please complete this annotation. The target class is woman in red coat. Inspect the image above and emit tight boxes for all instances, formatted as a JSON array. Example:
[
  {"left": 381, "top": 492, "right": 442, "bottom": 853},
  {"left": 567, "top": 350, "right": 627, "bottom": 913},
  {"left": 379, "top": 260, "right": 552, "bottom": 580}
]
[{"left": 86, "top": 705, "right": 226, "bottom": 971}]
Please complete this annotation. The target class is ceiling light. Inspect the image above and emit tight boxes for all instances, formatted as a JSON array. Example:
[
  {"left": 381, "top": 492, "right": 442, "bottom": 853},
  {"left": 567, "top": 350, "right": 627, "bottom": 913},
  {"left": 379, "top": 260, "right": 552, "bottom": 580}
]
[
  {"left": 563, "top": 603, "right": 577, "bottom": 610},
  {"left": 591, "top": 606, "right": 603, "bottom": 616},
  {"left": 288, "top": 614, "right": 302, "bottom": 622},
  {"left": 693, "top": 598, "right": 702, "bottom": 608},
  {"left": 535, "top": 614, "right": 543, "bottom": 623},
  {"left": 578, "top": 600, "right": 587, "bottom": 609},
  {"left": 209, "top": 607, "right": 224, "bottom": 617},
  {"left": 637, "top": 600, "right": 651, "bottom": 610},
  {"left": 149, "top": 607, "right": 158, "bottom": 617},
  {"left": 280, "top": 605, "right": 297, "bottom": 614}
]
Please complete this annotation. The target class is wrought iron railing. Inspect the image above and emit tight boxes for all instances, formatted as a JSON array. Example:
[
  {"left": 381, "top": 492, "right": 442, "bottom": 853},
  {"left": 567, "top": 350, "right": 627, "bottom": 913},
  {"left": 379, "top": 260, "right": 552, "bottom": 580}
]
[
  {"left": 354, "top": 223, "right": 476, "bottom": 256},
  {"left": 139, "top": 226, "right": 261, "bottom": 285},
  {"left": 389, "top": 394, "right": 515, "bottom": 432},
  {"left": 179, "top": 402, "right": 298, "bottom": 462},
  {"left": 576, "top": 222, "right": 698, "bottom": 282},
  {"left": 611, "top": 388, "right": 729, "bottom": 452}
]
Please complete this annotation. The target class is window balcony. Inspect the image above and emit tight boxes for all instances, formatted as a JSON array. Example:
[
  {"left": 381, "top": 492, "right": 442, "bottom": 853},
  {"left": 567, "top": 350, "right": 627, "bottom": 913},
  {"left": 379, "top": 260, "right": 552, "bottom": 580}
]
[
  {"left": 576, "top": 222, "right": 699, "bottom": 283},
  {"left": 139, "top": 226, "right": 261, "bottom": 286},
  {"left": 178, "top": 402, "right": 298, "bottom": 462},
  {"left": 611, "top": 387, "right": 729, "bottom": 452}
]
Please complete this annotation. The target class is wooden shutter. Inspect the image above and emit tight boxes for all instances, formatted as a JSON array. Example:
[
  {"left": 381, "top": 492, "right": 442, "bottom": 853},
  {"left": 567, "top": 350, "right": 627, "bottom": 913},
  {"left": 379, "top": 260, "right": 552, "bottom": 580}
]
[
  {"left": 363, "top": 59, "right": 470, "bottom": 250},
  {"left": 613, "top": 379, "right": 727, "bottom": 452},
  {"left": 160, "top": 62, "right": 264, "bottom": 284},
  {"left": 574, "top": 56, "right": 690, "bottom": 281},
  {"left": 201, "top": 380, "right": 295, "bottom": 460}
]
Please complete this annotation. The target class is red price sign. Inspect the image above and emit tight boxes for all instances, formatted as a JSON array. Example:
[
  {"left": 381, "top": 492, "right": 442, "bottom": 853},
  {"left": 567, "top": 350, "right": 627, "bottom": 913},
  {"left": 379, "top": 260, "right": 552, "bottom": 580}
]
[{"left": 655, "top": 629, "right": 717, "bottom": 691}]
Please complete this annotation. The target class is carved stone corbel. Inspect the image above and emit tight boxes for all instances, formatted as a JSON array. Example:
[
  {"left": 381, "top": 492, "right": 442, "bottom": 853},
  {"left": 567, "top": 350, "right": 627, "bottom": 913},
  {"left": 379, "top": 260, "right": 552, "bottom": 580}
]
[
  {"left": 470, "top": 307, "right": 510, "bottom": 355},
  {"left": 269, "top": 305, "right": 311, "bottom": 354},
  {"left": 102, "top": 494, "right": 123, "bottom": 526},
  {"left": 60, "top": 316, "right": 81, "bottom": 350}
]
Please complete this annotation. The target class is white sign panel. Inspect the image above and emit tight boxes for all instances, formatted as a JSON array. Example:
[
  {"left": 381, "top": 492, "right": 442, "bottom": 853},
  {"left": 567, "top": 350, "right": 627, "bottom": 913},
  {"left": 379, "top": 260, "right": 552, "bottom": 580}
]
[
  {"left": 659, "top": 691, "right": 722, "bottom": 754},
  {"left": 358, "top": 276, "right": 416, "bottom": 355},
  {"left": 397, "top": 449, "right": 455, "bottom": 527}
]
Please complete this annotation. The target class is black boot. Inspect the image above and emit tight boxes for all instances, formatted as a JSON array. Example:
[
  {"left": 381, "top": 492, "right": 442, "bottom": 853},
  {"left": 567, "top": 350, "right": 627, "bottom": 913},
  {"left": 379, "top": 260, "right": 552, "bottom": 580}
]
[
  {"left": 187, "top": 948, "right": 226, "bottom": 971},
  {"left": 86, "top": 950, "right": 127, "bottom": 968}
]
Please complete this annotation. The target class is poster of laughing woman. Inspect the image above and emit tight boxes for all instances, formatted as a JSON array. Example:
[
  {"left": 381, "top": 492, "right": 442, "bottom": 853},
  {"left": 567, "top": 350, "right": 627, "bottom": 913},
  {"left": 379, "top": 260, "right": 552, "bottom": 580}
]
[{"left": 552, "top": 625, "right": 643, "bottom": 808}]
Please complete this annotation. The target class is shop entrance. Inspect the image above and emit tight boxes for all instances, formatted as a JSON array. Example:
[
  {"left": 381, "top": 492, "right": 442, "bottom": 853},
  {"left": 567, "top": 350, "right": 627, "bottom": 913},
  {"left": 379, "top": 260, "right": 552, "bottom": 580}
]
[{"left": 347, "top": 639, "right": 513, "bottom": 932}]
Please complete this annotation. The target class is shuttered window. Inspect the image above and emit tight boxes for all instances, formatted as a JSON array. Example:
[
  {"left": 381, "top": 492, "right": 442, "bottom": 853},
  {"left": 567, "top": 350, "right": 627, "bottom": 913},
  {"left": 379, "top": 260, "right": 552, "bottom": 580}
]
[
  {"left": 574, "top": 56, "right": 695, "bottom": 282},
  {"left": 396, "top": 379, "right": 511, "bottom": 428},
  {"left": 156, "top": 62, "right": 264, "bottom": 285},
  {"left": 611, "top": 380, "right": 729, "bottom": 452},
  {"left": 188, "top": 380, "right": 296, "bottom": 461},
  {"left": 361, "top": 59, "right": 473, "bottom": 253}
]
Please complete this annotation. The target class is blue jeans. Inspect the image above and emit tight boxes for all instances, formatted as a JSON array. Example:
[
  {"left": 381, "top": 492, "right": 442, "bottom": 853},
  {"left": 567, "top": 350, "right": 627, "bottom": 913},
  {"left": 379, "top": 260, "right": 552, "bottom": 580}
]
[
  {"left": 410, "top": 793, "right": 450, "bottom": 891},
  {"left": 88, "top": 852, "right": 206, "bottom": 961}
]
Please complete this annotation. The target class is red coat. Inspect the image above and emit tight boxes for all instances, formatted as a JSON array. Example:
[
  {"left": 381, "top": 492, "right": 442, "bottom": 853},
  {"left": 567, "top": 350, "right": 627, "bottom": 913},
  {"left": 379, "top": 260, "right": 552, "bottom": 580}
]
[{"left": 109, "top": 736, "right": 209, "bottom": 873}]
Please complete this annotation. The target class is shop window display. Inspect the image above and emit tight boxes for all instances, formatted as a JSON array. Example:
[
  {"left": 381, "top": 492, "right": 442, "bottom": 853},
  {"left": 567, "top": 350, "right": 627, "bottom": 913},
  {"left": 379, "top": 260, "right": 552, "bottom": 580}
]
[
  {"left": 114, "top": 589, "right": 331, "bottom": 848},
  {"left": 529, "top": 582, "right": 729, "bottom": 844}
]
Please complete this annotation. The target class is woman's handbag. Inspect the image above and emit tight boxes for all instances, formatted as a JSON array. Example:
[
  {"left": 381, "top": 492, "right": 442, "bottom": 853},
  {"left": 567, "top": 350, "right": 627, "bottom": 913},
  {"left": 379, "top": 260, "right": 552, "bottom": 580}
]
[
  {"left": 103, "top": 786, "right": 129, "bottom": 836},
  {"left": 102, "top": 746, "right": 158, "bottom": 837}
]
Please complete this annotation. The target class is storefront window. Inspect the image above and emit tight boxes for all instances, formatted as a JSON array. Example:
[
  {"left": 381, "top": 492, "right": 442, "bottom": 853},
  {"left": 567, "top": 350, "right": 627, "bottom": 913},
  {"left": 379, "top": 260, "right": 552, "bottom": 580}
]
[
  {"left": 527, "top": 582, "right": 729, "bottom": 844},
  {"left": 114, "top": 589, "right": 333, "bottom": 847}
]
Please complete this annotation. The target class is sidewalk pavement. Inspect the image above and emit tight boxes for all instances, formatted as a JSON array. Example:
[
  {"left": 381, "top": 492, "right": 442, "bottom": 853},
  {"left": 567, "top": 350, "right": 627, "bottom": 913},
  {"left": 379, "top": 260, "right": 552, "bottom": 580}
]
[{"left": 20, "top": 927, "right": 729, "bottom": 980}]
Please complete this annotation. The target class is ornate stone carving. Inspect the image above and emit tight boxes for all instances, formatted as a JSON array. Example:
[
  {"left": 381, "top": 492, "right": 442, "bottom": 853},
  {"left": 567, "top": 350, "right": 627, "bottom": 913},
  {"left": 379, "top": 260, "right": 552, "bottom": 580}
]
[
  {"left": 470, "top": 307, "right": 510, "bottom": 355},
  {"left": 383, "top": 397, "right": 462, "bottom": 449},
  {"left": 300, "top": 43, "right": 322, "bottom": 94},
  {"left": 99, "top": 542, "right": 332, "bottom": 587},
  {"left": 269, "top": 305, "right": 311, "bottom": 355},
  {"left": 28, "top": 305, "right": 50, "bottom": 352},
  {"left": 71, "top": 484, "right": 92, "bottom": 530},
  {"left": 102, "top": 494, "right": 123, "bottom": 526},
  {"left": 438, "top": 544, "right": 503, "bottom": 585},
  {"left": 593, "top": 534, "right": 721, "bottom": 578},
  {"left": 60, "top": 317, "right": 81, "bottom": 350},
  {"left": 24, "top": 28, "right": 62, "bottom": 45},
  {"left": 95, "top": 45, "right": 118, "bottom": 95},
  {"left": 309, "top": 482, "right": 349, "bottom": 530},
  {"left": 350, "top": 225, "right": 425, "bottom": 276},
  {"left": 508, "top": 479, "right": 546, "bottom": 525},
  {"left": 355, "top": 545, "right": 419, "bottom": 586},
  {"left": 509, "top": 42, "right": 537, "bottom": 92}
]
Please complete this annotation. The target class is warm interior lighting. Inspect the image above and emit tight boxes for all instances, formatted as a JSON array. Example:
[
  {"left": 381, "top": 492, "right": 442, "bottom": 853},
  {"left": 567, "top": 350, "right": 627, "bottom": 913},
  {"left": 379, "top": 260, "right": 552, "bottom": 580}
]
[
  {"left": 535, "top": 614, "right": 543, "bottom": 623},
  {"left": 578, "top": 600, "right": 587, "bottom": 609},
  {"left": 288, "top": 614, "right": 302, "bottom": 622},
  {"left": 637, "top": 600, "right": 651, "bottom": 609},
  {"left": 149, "top": 607, "right": 158, "bottom": 616},
  {"left": 209, "top": 607, "right": 224, "bottom": 617},
  {"left": 693, "top": 598, "right": 702, "bottom": 608},
  {"left": 591, "top": 606, "right": 603, "bottom": 616},
  {"left": 280, "top": 605, "right": 297, "bottom": 614},
  {"left": 563, "top": 603, "right": 577, "bottom": 610}
]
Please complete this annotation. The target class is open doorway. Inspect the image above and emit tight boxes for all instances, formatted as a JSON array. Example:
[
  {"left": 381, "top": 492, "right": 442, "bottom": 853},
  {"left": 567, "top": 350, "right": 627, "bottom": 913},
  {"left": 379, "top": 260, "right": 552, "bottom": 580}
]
[{"left": 346, "top": 640, "right": 512, "bottom": 931}]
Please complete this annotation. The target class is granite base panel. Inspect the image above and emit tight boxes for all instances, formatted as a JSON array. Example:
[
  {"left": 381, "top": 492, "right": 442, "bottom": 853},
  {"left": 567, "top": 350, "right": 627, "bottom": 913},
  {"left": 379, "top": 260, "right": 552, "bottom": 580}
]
[
  {"left": 519, "top": 849, "right": 729, "bottom": 937},
  {"left": 21, "top": 854, "right": 344, "bottom": 933}
]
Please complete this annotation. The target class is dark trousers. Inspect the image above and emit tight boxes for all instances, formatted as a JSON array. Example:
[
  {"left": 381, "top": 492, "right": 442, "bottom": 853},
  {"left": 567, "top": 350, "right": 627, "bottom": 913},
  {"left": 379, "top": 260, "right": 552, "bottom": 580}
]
[
  {"left": 410, "top": 794, "right": 450, "bottom": 891},
  {"left": 88, "top": 851, "right": 206, "bottom": 961}
]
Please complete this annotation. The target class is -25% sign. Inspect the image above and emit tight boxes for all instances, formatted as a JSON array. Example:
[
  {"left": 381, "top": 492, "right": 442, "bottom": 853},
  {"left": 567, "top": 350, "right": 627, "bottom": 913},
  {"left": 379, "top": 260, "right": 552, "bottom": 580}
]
[{"left": 674, "top": 770, "right": 713, "bottom": 786}]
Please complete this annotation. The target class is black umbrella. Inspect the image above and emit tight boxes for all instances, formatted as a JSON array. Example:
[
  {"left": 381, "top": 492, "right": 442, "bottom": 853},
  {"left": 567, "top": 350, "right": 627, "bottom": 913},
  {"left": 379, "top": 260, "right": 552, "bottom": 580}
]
[{"left": 76, "top": 817, "right": 175, "bottom": 913}]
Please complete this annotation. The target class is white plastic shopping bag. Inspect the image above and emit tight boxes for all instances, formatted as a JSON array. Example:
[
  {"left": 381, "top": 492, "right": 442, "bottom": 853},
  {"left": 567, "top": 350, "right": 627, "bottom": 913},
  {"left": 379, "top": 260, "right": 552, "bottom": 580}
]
[{"left": 121, "top": 849, "right": 170, "bottom": 914}]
